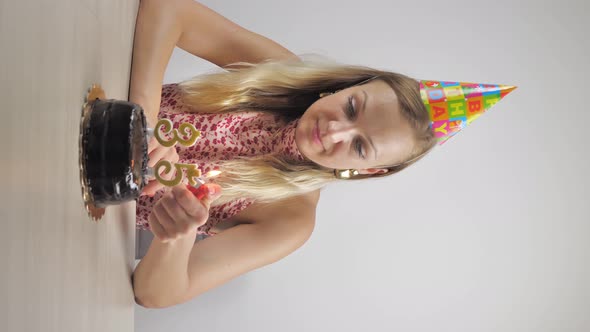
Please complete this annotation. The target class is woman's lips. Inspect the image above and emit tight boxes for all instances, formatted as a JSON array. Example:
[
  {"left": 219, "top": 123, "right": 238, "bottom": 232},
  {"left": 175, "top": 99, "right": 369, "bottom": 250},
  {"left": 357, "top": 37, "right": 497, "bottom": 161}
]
[{"left": 313, "top": 121, "right": 324, "bottom": 150}]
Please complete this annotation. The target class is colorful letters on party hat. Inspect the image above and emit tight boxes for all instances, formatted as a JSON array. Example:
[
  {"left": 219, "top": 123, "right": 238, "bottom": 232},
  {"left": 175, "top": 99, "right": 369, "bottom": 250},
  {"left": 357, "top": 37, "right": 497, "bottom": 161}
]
[{"left": 419, "top": 80, "right": 517, "bottom": 145}]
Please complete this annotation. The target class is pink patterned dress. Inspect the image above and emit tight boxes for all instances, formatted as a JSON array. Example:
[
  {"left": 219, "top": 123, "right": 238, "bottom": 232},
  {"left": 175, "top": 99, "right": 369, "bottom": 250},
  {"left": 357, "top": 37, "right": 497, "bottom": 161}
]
[{"left": 136, "top": 83, "right": 308, "bottom": 237}]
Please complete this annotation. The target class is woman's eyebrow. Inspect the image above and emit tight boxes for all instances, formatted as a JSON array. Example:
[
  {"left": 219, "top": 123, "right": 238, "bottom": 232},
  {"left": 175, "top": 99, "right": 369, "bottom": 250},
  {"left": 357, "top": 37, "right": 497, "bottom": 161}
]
[
  {"left": 361, "top": 90, "right": 368, "bottom": 114},
  {"left": 361, "top": 90, "right": 378, "bottom": 161}
]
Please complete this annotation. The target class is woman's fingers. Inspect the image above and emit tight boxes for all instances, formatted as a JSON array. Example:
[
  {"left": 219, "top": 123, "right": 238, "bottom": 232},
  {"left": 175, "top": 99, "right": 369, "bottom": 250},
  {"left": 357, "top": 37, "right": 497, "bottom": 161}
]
[
  {"left": 171, "top": 185, "right": 203, "bottom": 218},
  {"left": 153, "top": 201, "right": 178, "bottom": 241},
  {"left": 147, "top": 146, "right": 169, "bottom": 168},
  {"left": 148, "top": 137, "right": 179, "bottom": 166},
  {"left": 148, "top": 184, "right": 219, "bottom": 242},
  {"left": 167, "top": 146, "right": 180, "bottom": 163},
  {"left": 141, "top": 180, "right": 162, "bottom": 197},
  {"left": 148, "top": 208, "right": 170, "bottom": 242},
  {"left": 161, "top": 193, "right": 193, "bottom": 234},
  {"left": 147, "top": 136, "right": 159, "bottom": 154}
]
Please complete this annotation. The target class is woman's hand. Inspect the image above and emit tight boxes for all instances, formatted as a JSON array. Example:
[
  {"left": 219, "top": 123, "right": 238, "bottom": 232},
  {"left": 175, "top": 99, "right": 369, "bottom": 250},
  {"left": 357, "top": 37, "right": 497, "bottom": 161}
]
[
  {"left": 148, "top": 183, "right": 223, "bottom": 243},
  {"left": 140, "top": 133, "right": 181, "bottom": 196}
]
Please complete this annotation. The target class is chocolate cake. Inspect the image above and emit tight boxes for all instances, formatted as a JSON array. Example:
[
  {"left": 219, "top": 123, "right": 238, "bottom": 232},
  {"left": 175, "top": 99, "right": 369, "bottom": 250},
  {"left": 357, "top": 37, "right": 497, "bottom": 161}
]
[{"left": 80, "top": 98, "right": 149, "bottom": 209}]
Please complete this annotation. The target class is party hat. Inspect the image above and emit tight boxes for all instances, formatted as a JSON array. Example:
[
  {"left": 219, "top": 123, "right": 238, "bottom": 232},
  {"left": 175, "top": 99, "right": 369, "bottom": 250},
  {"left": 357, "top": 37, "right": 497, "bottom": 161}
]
[{"left": 419, "top": 80, "right": 517, "bottom": 145}]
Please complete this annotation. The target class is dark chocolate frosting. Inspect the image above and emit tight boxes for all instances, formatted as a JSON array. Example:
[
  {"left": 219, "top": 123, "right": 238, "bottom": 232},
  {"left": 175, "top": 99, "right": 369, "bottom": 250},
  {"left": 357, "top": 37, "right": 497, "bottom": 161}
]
[{"left": 82, "top": 99, "right": 148, "bottom": 207}]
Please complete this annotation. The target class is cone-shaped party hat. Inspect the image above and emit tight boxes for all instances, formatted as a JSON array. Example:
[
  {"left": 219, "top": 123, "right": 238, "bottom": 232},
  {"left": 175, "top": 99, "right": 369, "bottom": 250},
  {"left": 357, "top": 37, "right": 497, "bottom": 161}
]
[{"left": 419, "top": 80, "right": 517, "bottom": 145}]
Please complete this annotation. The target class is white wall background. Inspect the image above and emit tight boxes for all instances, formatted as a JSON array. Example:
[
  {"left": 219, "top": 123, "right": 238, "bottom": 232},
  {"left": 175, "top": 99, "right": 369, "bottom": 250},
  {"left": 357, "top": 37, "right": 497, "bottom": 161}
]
[{"left": 136, "top": 0, "right": 590, "bottom": 331}]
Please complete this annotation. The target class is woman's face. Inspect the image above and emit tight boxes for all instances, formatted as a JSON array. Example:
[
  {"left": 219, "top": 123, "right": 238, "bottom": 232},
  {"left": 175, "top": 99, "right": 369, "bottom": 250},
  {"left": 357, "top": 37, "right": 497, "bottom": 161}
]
[{"left": 295, "top": 79, "right": 416, "bottom": 174}]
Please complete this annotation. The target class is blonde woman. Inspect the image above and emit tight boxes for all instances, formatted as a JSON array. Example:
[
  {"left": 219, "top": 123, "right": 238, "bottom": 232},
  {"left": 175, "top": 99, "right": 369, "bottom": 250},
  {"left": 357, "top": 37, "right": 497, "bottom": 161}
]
[{"left": 131, "top": 0, "right": 436, "bottom": 308}]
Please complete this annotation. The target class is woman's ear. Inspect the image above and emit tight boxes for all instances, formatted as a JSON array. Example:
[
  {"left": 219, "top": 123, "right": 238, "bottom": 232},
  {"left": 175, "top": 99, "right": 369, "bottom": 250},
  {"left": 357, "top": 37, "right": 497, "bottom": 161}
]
[{"left": 357, "top": 168, "right": 388, "bottom": 175}]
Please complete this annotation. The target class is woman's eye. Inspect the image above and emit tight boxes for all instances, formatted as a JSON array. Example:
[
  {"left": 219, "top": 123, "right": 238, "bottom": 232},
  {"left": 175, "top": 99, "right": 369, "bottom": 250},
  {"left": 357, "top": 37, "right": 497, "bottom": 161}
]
[
  {"left": 345, "top": 96, "right": 365, "bottom": 159},
  {"left": 355, "top": 140, "right": 365, "bottom": 159},
  {"left": 346, "top": 96, "right": 356, "bottom": 119}
]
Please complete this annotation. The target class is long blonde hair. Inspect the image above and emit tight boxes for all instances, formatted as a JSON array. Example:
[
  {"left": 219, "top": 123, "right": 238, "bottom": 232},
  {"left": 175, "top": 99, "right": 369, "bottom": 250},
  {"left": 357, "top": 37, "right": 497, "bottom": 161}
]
[{"left": 176, "top": 55, "right": 437, "bottom": 207}]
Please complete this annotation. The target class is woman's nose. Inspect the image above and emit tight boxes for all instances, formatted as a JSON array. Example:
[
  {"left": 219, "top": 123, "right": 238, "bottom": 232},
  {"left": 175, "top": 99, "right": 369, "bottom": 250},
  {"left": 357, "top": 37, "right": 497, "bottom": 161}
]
[{"left": 325, "top": 120, "right": 356, "bottom": 144}]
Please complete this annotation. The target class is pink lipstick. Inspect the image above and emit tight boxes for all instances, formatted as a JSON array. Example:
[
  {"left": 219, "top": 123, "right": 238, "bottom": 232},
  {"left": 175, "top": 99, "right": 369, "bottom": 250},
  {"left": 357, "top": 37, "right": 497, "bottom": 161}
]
[{"left": 312, "top": 122, "right": 323, "bottom": 149}]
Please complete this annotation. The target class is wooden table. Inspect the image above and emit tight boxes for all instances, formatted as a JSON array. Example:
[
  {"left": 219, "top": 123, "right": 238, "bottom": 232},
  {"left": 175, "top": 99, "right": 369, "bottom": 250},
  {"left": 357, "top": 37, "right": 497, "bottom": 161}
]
[{"left": 0, "top": 1, "right": 139, "bottom": 331}]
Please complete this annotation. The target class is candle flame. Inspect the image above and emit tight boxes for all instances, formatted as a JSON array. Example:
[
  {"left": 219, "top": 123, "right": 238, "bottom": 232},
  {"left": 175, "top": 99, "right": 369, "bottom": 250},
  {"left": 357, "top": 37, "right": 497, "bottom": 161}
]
[{"left": 204, "top": 170, "right": 222, "bottom": 178}]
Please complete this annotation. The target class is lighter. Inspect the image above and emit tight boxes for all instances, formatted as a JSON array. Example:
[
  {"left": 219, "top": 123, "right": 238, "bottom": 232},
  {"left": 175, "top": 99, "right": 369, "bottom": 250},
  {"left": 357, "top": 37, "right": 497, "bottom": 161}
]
[
  {"left": 185, "top": 170, "right": 222, "bottom": 200},
  {"left": 146, "top": 168, "right": 221, "bottom": 200}
]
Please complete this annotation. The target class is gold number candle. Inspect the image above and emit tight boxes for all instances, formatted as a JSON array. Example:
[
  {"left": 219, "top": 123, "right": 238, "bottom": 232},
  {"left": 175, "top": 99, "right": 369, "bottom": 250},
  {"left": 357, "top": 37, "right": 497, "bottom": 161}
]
[
  {"left": 147, "top": 119, "right": 204, "bottom": 187},
  {"left": 154, "top": 119, "right": 200, "bottom": 147},
  {"left": 153, "top": 161, "right": 203, "bottom": 187}
]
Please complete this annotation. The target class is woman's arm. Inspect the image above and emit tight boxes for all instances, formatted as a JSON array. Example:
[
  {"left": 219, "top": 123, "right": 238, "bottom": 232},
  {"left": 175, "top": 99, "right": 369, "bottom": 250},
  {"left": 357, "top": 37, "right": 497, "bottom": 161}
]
[
  {"left": 175, "top": 0, "right": 299, "bottom": 67},
  {"left": 129, "top": 0, "right": 298, "bottom": 125},
  {"left": 133, "top": 231, "right": 197, "bottom": 307},
  {"left": 134, "top": 193, "right": 318, "bottom": 308},
  {"left": 129, "top": 0, "right": 180, "bottom": 126}
]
